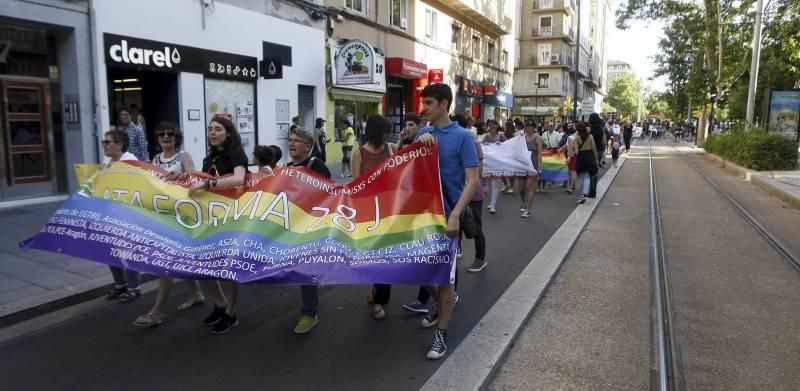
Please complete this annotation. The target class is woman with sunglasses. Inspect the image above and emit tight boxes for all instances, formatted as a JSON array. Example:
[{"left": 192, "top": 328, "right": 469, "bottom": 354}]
[
  {"left": 188, "top": 117, "right": 248, "bottom": 334},
  {"left": 101, "top": 130, "right": 142, "bottom": 301},
  {"left": 133, "top": 123, "right": 210, "bottom": 327}
]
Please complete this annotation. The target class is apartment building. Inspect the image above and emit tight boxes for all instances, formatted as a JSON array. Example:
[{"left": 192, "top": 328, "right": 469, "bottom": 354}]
[{"left": 607, "top": 59, "right": 632, "bottom": 85}]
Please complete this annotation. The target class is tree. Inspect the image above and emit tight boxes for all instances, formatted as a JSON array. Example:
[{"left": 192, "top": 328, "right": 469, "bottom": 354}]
[{"left": 606, "top": 73, "right": 642, "bottom": 120}]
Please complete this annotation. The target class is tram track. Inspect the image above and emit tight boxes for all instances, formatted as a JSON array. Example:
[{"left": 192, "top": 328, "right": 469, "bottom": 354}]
[{"left": 648, "top": 139, "right": 800, "bottom": 390}]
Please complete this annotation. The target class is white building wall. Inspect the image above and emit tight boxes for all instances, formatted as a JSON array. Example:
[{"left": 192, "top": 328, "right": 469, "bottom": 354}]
[{"left": 91, "top": 0, "right": 326, "bottom": 163}]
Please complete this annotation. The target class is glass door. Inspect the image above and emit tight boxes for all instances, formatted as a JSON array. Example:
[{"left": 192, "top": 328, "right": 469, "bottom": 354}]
[{"left": 1, "top": 80, "right": 51, "bottom": 191}]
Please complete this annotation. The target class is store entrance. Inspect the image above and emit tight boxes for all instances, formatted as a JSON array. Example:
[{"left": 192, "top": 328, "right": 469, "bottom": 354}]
[{"left": 106, "top": 68, "right": 179, "bottom": 160}]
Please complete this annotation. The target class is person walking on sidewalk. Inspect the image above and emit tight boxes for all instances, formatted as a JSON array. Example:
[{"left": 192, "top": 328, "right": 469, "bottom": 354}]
[
  {"left": 576, "top": 122, "right": 599, "bottom": 204},
  {"left": 559, "top": 126, "right": 578, "bottom": 194},
  {"left": 416, "top": 83, "right": 479, "bottom": 360},
  {"left": 189, "top": 117, "right": 248, "bottom": 334},
  {"left": 622, "top": 120, "right": 633, "bottom": 153},
  {"left": 311, "top": 117, "right": 330, "bottom": 162},
  {"left": 462, "top": 139, "right": 487, "bottom": 273},
  {"left": 519, "top": 119, "right": 543, "bottom": 217},
  {"left": 285, "top": 128, "right": 332, "bottom": 334},
  {"left": 352, "top": 115, "right": 396, "bottom": 320},
  {"left": 133, "top": 123, "right": 208, "bottom": 327},
  {"left": 101, "top": 130, "right": 142, "bottom": 302},
  {"left": 589, "top": 113, "right": 607, "bottom": 168},
  {"left": 338, "top": 118, "right": 355, "bottom": 178},
  {"left": 482, "top": 119, "right": 506, "bottom": 214}
]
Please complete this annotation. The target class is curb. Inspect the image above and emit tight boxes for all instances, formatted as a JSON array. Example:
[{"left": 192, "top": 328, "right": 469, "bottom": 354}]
[
  {"left": 421, "top": 151, "right": 631, "bottom": 391},
  {"left": 702, "top": 152, "right": 800, "bottom": 211}
]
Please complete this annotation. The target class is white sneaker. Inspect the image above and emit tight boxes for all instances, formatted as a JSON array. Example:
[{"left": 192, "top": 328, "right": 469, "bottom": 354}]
[
  {"left": 521, "top": 210, "right": 531, "bottom": 218},
  {"left": 488, "top": 205, "right": 496, "bottom": 214},
  {"left": 519, "top": 204, "right": 526, "bottom": 212}
]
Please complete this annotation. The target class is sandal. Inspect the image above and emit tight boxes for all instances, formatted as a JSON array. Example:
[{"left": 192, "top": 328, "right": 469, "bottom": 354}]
[
  {"left": 106, "top": 286, "right": 127, "bottom": 300},
  {"left": 372, "top": 305, "right": 386, "bottom": 321},
  {"left": 119, "top": 289, "right": 141, "bottom": 303},
  {"left": 133, "top": 312, "right": 163, "bottom": 327},
  {"left": 177, "top": 295, "right": 205, "bottom": 311}
]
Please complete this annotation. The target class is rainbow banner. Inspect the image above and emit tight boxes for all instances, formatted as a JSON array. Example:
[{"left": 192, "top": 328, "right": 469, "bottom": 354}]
[
  {"left": 21, "top": 144, "right": 456, "bottom": 285},
  {"left": 539, "top": 150, "right": 570, "bottom": 182}
]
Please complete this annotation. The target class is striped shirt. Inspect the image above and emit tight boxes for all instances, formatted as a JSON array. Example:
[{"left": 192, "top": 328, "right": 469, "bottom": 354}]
[{"left": 121, "top": 123, "right": 149, "bottom": 161}]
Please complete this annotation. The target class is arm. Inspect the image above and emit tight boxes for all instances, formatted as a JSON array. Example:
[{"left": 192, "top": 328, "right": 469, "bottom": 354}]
[
  {"left": 189, "top": 166, "right": 246, "bottom": 195},
  {"left": 182, "top": 152, "right": 196, "bottom": 173},
  {"left": 417, "top": 133, "right": 436, "bottom": 147},
  {"left": 351, "top": 147, "right": 362, "bottom": 178},
  {"left": 446, "top": 166, "right": 478, "bottom": 237}
]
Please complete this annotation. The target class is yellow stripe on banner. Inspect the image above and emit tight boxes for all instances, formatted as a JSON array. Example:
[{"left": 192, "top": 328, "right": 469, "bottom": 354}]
[{"left": 87, "top": 163, "right": 446, "bottom": 239}]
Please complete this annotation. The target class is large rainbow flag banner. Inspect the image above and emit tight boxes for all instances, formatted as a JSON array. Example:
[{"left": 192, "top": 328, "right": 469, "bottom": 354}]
[
  {"left": 539, "top": 150, "right": 570, "bottom": 182},
  {"left": 21, "top": 144, "right": 456, "bottom": 285}
]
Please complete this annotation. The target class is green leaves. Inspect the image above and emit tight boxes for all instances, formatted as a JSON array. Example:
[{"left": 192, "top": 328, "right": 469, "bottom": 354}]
[{"left": 606, "top": 73, "right": 643, "bottom": 120}]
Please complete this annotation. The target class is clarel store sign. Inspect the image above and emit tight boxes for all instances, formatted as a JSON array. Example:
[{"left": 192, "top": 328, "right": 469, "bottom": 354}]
[{"left": 103, "top": 33, "right": 258, "bottom": 82}]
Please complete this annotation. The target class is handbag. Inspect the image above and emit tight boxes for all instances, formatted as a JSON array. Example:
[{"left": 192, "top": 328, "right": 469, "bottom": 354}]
[{"left": 442, "top": 184, "right": 477, "bottom": 239}]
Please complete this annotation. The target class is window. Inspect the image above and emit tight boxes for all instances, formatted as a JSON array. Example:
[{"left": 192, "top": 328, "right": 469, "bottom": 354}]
[
  {"left": 452, "top": 25, "right": 461, "bottom": 51},
  {"left": 539, "top": 16, "right": 552, "bottom": 36},
  {"left": 538, "top": 43, "right": 551, "bottom": 65},
  {"left": 487, "top": 42, "right": 495, "bottom": 65},
  {"left": 425, "top": 9, "right": 437, "bottom": 40},
  {"left": 540, "top": 0, "right": 553, "bottom": 8},
  {"left": 538, "top": 73, "right": 550, "bottom": 89},
  {"left": 345, "top": 0, "right": 367, "bottom": 15},
  {"left": 502, "top": 49, "right": 508, "bottom": 69},
  {"left": 391, "top": 0, "right": 408, "bottom": 29},
  {"left": 472, "top": 35, "right": 480, "bottom": 60}
]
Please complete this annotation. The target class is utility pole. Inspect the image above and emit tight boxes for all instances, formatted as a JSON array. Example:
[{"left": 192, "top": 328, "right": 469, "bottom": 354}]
[
  {"left": 572, "top": 0, "right": 581, "bottom": 121},
  {"left": 745, "top": 0, "right": 764, "bottom": 130}
]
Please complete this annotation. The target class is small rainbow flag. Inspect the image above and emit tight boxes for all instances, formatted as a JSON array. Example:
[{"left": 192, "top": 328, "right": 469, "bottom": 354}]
[{"left": 539, "top": 150, "right": 570, "bottom": 182}]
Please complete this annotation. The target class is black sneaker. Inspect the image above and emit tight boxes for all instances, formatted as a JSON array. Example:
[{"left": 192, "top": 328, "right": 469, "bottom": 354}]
[
  {"left": 203, "top": 306, "right": 226, "bottom": 326},
  {"left": 421, "top": 303, "right": 440, "bottom": 328},
  {"left": 577, "top": 195, "right": 587, "bottom": 204},
  {"left": 426, "top": 329, "right": 448, "bottom": 360},
  {"left": 210, "top": 313, "right": 238, "bottom": 334}
]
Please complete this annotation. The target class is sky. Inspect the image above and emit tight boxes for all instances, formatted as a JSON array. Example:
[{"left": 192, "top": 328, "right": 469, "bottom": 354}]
[{"left": 606, "top": 2, "right": 669, "bottom": 91}]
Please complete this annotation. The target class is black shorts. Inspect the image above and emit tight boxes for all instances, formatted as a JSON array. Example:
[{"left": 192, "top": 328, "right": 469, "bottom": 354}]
[{"left": 342, "top": 146, "right": 353, "bottom": 163}]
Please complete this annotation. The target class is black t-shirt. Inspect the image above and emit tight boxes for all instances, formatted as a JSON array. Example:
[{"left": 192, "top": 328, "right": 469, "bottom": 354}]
[
  {"left": 285, "top": 156, "right": 332, "bottom": 179},
  {"left": 623, "top": 125, "right": 633, "bottom": 135},
  {"left": 202, "top": 148, "right": 249, "bottom": 177},
  {"left": 590, "top": 126, "right": 605, "bottom": 150}
]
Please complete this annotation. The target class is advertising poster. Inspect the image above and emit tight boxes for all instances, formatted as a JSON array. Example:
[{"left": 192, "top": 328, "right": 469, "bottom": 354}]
[{"left": 769, "top": 90, "right": 800, "bottom": 140}]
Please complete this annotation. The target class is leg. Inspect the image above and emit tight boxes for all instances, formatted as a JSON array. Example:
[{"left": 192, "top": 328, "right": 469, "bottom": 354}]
[
  {"left": 489, "top": 179, "right": 500, "bottom": 208},
  {"left": 426, "top": 283, "right": 456, "bottom": 359},
  {"left": 525, "top": 176, "right": 536, "bottom": 213},
  {"left": 201, "top": 280, "right": 227, "bottom": 307},
  {"left": 301, "top": 285, "right": 319, "bottom": 315},
  {"left": 517, "top": 177, "right": 527, "bottom": 206},
  {"left": 125, "top": 269, "right": 141, "bottom": 290},
  {"left": 149, "top": 277, "right": 174, "bottom": 315},
  {"left": 108, "top": 266, "right": 127, "bottom": 288},
  {"left": 372, "top": 284, "right": 391, "bottom": 319},
  {"left": 469, "top": 201, "right": 486, "bottom": 270},
  {"left": 224, "top": 282, "right": 239, "bottom": 316}
]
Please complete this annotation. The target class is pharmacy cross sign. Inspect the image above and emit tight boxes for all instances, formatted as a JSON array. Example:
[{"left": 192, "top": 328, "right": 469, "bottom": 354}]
[{"left": 104, "top": 33, "right": 258, "bottom": 82}]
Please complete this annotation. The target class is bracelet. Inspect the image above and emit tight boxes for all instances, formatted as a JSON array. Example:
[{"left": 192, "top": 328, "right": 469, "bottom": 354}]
[
  {"left": 211, "top": 178, "right": 217, "bottom": 188},
  {"left": 204, "top": 179, "right": 211, "bottom": 189}
]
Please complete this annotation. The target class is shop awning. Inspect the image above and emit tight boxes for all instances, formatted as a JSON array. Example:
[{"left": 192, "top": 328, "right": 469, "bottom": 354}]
[{"left": 329, "top": 87, "right": 385, "bottom": 103}]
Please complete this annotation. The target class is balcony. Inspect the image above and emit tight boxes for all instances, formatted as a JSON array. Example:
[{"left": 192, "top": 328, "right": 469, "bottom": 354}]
[
  {"left": 529, "top": 54, "right": 573, "bottom": 67},
  {"left": 533, "top": 0, "right": 577, "bottom": 16},
  {"left": 429, "top": 0, "right": 512, "bottom": 35}
]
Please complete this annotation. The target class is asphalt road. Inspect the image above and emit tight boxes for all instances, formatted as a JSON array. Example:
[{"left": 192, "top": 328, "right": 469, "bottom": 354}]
[{"left": 0, "top": 170, "right": 605, "bottom": 390}]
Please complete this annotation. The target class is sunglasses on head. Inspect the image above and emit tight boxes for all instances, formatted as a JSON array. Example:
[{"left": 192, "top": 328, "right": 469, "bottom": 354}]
[{"left": 157, "top": 130, "right": 176, "bottom": 137}]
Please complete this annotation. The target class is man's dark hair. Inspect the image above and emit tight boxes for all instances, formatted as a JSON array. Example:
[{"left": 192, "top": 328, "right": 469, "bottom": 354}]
[
  {"left": 253, "top": 145, "right": 276, "bottom": 168},
  {"left": 208, "top": 116, "right": 243, "bottom": 156},
  {"left": 421, "top": 83, "right": 453, "bottom": 111},
  {"left": 154, "top": 122, "right": 183, "bottom": 149},
  {"left": 450, "top": 113, "right": 469, "bottom": 128},
  {"left": 365, "top": 115, "right": 391, "bottom": 147},
  {"left": 105, "top": 129, "right": 130, "bottom": 153},
  {"left": 403, "top": 112, "right": 421, "bottom": 125},
  {"left": 269, "top": 145, "right": 283, "bottom": 165},
  {"left": 486, "top": 119, "right": 499, "bottom": 127}
]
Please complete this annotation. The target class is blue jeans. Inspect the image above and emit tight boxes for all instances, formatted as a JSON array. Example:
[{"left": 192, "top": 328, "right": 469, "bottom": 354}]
[
  {"left": 301, "top": 285, "right": 318, "bottom": 315},
  {"left": 109, "top": 266, "right": 141, "bottom": 289}
]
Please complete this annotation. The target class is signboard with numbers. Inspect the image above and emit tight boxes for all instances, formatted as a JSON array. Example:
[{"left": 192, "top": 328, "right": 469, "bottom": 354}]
[{"left": 104, "top": 33, "right": 257, "bottom": 82}]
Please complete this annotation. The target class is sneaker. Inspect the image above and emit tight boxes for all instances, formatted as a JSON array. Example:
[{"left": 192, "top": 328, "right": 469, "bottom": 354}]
[
  {"left": 426, "top": 329, "right": 448, "bottom": 360},
  {"left": 468, "top": 260, "right": 488, "bottom": 273},
  {"left": 293, "top": 314, "right": 319, "bottom": 334},
  {"left": 203, "top": 305, "right": 226, "bottom": 326},
  {"left": 577, "top": 195, "right": 587, "bottom": 204},
  {"left": 401, "top": 301, "right": 429, "bottom": 314},
  {"left": 488, "top": 205, "right": 496, "bottom": 214},
  {"left": 456, "top": 248, "right": 463, "bottom": 258},
  {"left": 421, "top": 303, "right": 440, "bottom": 328},
  {"left": 521, "top": 210, "right": 531, "bottom": 218},
  {"left": 565, "top": 188, "right": 574, "bottom": 194},
  {"left": 210, "top": 313, "right": 238, "bottom": 334},
  {"left": 519, "top": 204, "right": 526, "bottom": 212},
  {"left": 504, "top": 189, "right": 514, "bottom": 194}
]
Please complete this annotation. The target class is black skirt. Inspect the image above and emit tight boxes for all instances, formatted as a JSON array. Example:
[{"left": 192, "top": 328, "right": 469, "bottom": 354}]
[{"left": 576, "top": 149, "right": 598, "bottom": 175}]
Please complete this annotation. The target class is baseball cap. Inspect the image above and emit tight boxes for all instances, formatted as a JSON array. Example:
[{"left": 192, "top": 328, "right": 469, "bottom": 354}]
[{"left": 316, "top": 117, "right": 326, "bottom": 123}]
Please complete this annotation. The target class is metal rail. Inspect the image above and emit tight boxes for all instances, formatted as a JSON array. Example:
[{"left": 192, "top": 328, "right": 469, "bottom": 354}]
[{"left": 677, "top": 147, "right": 800, "bottom": 273}]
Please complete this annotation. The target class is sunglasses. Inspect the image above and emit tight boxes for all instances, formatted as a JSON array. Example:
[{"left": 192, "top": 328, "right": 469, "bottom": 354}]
[
  {"left": 101, "top": 140, "right": 117, "bottom": 146},
  {"left": 157, "top": 131, "right": 176, "bottom": 137}
]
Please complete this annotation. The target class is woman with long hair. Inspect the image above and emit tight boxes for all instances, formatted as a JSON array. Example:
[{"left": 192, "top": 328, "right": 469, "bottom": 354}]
[
  {"left": 189, "top": 117, "right": 248, "bottom": 334},
  {"left": 575, "top": 122, "right": 599, "bottom": 204},
  {"left": 133, "top": 123, "right": 207, "bottom": 327},
  {"left": 482, "top": 119, "right": 507, "bottom": 214},
  {"left": 518, "top": 120, "right": 543, "bottom": 218},
  {"left": 352, "top": 115, "right": 396, "bottom": 320}
]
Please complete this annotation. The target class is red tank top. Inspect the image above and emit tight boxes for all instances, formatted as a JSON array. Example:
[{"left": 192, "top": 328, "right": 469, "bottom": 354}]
[{"left": 359, "top": 144, "right": 391, "bottom": 173}]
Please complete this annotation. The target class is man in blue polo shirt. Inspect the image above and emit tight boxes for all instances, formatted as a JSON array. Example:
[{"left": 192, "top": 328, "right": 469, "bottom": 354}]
[{"left": 416, "top": 83, "right": 479, "bottom": 360}]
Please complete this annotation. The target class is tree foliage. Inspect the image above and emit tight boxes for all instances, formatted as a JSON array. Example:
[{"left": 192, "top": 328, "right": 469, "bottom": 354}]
[{"left": 606, "top": 73, "right": 642, "bottom": 120}]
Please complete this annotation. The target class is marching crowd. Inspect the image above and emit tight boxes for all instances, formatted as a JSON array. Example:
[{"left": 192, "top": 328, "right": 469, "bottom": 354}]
[{"left": 97, "top": 83, "right": 627, "bottom": 360}]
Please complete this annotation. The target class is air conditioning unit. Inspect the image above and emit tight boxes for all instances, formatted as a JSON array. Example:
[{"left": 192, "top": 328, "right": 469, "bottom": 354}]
[
  {"left": 550, "top": 54, "right": 560, "bottom": 64},
  {"left": 400, "top": 18, "right": 408, "bottom": 29}
]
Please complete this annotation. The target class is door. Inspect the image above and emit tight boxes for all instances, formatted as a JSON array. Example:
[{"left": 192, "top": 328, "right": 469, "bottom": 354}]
[
  {"left": 298, "top": 85, "right": 315, "bottom": 130},
  {"left": 0, "top": 80, "right": 53, "bottom": 200}
]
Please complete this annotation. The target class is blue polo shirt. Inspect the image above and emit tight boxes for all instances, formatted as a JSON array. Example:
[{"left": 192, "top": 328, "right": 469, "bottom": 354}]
[{"left": 418, "top": 121, "right": 479, "bottom": 216}]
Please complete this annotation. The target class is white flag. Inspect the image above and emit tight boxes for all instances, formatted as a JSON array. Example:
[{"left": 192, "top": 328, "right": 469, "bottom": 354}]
[{"left": 481, "top": 135, "right": 537, "bottom": 177}]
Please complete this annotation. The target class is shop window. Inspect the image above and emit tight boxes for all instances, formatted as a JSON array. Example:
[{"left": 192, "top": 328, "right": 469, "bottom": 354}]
[
  {"left": 345, "top": 0, "right": 368, "bottom": 15},
  {"left": 538, "top": 73, "right": 550, "bottom": 89},
  {"left": 204, "top": 79, "right": 257, "bottom": 164},
  {"left": 487, "top": 42, "right": 496, "bottom": 65},
  {"left": 425, "top": 9, "right": 437, "bottom": 40},
  {"left": 391, "top": 0, "right": 408, "bottom": 29}
]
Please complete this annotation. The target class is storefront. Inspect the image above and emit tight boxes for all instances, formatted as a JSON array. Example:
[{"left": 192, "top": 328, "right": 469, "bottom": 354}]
[
  {"left": 512, "top": 97, "right": 562, "bottom": 125},
  {"left": 385, "top": 58, "right": 427, "bottom": 141},
  {"left": 454, "top": 76, "right": 484, "bottom": 121},
  {"left": 93, "top": 0, "right": 326, "bottom": 166},
  {"left": 483, "top": 89, "right": 514, "bottom": 123},
  {"left": 327, "top": 39, "right": 386, "bottom": 160},
  {"left": 0, "top": 1, "right": 94, "bottom": 204}
]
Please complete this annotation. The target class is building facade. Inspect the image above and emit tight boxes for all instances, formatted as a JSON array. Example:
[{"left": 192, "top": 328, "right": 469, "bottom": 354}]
[
  {"left": 607, "top": 59, "right": 632, "bottom": 86},
  {"left": 324, "top": 0, "right": 516, "bottom": 159}
]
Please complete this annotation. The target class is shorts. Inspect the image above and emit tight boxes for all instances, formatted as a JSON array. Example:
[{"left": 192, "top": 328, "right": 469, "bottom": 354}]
[
  {"left": 611, "top": 149, "right": 620, "bottom": 160},
  {"left": 568, "top": 156, "right": 577, "bottom": 171},
  {"left": 342, "top": 146, "right": 353, "bottom": 163}
]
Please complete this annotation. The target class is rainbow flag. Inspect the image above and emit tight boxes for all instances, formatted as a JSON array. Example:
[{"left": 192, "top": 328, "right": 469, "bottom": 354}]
[
  {"left": 21, "top": 144, "right": 456, "bottom": 285},
  {"left": 539, "top": 150, "right": 570, "bottom": 182}
]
